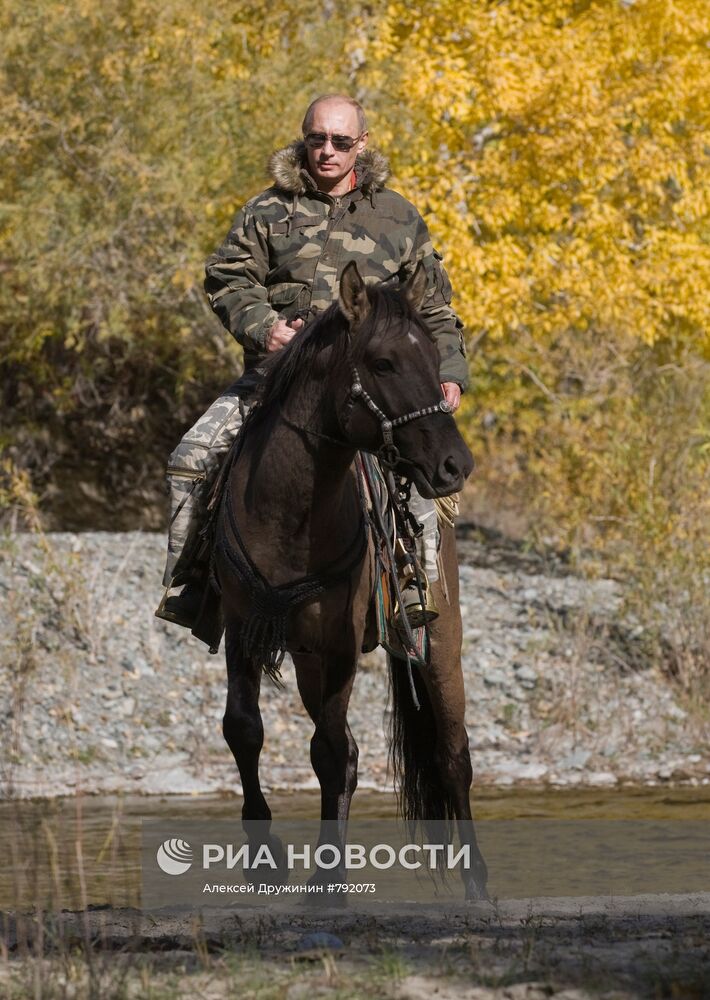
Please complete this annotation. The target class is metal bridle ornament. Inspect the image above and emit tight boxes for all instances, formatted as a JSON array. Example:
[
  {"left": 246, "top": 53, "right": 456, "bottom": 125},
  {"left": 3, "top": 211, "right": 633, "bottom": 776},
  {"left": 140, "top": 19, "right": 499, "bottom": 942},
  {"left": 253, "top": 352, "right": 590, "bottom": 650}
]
[{"left": 349, "top": 366, "right": 453, "bottom": 467}]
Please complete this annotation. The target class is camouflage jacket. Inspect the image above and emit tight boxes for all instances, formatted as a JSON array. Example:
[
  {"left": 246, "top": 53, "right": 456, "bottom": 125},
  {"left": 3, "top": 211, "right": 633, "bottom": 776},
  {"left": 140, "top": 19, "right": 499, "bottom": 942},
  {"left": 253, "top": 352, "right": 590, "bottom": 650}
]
[{"left": 204, "top": 143, "right": 468, "bottom": 388}]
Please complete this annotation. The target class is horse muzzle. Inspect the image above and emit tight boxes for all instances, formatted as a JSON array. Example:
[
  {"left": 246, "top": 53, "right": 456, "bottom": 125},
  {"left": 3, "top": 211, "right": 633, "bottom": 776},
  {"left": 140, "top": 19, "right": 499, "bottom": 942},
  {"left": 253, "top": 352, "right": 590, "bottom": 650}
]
[{"left": 407, "top": 445, "right": 474, "bottom": 499}]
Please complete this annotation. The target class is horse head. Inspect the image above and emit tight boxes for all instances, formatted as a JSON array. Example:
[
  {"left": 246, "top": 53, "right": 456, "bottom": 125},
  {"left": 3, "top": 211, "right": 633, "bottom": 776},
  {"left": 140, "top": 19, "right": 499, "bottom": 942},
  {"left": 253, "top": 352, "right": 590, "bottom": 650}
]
[{"left": 337, "top": 261, "right": 474, "bottom": 498}]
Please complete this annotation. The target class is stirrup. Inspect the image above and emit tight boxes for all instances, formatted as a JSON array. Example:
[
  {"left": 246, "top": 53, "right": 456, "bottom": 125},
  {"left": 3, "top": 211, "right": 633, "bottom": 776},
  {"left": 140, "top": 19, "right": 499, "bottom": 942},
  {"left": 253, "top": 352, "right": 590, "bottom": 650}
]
[
  {"left": 154, "top": 581, "right": 203, "bottom": 630},
  {"left": 391, "top": 577, "right": 439, "bottom": 633}
]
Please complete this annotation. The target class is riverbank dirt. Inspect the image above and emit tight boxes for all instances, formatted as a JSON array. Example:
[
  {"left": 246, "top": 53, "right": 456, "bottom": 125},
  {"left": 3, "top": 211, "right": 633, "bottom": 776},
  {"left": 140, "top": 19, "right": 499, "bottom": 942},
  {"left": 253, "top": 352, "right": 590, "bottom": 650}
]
[
  {"left": 1, "top": 530, "right": 708, "bottom": 799},
  {"left": 2, "top": 895, "right": 709, "bottom": 999}
]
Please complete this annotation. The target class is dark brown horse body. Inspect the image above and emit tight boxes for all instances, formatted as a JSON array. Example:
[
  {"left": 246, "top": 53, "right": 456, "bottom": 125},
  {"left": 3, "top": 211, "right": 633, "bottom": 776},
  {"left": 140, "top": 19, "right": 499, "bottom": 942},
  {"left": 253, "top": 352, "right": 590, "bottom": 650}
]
[{"left": 214, "top": 263, "right": 488, "bottom": 900}]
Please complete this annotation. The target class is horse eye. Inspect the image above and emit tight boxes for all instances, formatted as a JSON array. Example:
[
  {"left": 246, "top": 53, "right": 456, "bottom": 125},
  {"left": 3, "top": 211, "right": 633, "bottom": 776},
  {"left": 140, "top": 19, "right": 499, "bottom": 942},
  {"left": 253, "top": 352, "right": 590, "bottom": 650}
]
[{"left": 373, "top": 358, "right": 394, "bottom": 375}]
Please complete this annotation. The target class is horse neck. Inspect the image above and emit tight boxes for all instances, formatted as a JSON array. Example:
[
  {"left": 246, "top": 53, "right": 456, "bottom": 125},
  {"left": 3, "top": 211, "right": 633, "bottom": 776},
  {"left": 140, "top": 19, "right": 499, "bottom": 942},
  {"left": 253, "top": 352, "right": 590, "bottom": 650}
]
[{"left": 232, "top": 378, "right": 360, "bottom": 577}]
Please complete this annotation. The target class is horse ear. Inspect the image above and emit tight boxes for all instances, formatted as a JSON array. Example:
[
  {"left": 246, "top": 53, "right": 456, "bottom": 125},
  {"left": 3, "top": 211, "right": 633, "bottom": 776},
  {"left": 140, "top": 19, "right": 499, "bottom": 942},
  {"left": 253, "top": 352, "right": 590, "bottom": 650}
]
[
  {"left": 404, "top": 261, "right": 428, "bottom": 311},
  {"left": 339, "top": 261, "right": 370, "bottom": 326}
]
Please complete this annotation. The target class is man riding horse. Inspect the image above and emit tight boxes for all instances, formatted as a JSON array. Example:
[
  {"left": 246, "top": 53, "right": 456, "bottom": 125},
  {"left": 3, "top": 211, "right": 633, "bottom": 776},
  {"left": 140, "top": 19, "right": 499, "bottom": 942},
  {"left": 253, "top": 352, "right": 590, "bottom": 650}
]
[{"left": 155, "top": 94, "right": 468, "bottom": 633}]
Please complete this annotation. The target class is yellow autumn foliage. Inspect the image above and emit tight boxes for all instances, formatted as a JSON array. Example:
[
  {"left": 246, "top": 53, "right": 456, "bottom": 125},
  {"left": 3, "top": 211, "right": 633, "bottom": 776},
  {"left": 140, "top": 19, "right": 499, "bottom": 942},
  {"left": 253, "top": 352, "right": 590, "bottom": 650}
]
[
  {"left": 348, "top": 0, "right": 709, "bottom": 682},
  {"left": 352, "top": 1, "right": 709, "bottom": 560}
]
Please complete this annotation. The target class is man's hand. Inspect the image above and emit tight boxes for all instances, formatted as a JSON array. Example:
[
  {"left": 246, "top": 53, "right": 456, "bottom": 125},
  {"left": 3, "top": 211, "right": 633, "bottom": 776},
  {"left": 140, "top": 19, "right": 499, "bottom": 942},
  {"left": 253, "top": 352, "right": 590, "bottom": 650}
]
[
  {"left": 266, "top": 317, "right": 304, "bottom": 352},
  {"left": 441, "top": 381, "right": 461, "bottom": 412}
]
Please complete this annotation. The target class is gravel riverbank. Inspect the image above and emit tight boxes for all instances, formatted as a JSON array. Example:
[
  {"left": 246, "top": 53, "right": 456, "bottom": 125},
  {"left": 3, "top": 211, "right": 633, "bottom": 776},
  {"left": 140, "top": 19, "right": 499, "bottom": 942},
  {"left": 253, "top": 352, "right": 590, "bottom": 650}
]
[
  {"left": 1, "top": 531, "right": 707, "bottom": 798},
  {"left": 3, "top": 896, "right": 710, "bottom": 1000}
]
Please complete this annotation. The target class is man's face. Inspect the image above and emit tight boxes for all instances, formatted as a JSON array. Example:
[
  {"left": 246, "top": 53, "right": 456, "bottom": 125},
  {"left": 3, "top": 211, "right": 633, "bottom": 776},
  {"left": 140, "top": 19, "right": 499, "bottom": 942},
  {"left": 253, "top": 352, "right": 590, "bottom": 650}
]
[{"left": 304, "top": 100, "right": 368, "bottom": 193}]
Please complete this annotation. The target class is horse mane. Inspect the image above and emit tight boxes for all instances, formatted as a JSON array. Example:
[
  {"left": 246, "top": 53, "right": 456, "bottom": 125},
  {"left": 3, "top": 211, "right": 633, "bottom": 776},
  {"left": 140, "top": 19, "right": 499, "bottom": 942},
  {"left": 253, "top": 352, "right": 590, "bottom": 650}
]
[
  {"left": 248, "top": 284, "right": 430, "bottom": 430},
  {"left": 250, "top": 302, "right": 349, "bottom": 426}
]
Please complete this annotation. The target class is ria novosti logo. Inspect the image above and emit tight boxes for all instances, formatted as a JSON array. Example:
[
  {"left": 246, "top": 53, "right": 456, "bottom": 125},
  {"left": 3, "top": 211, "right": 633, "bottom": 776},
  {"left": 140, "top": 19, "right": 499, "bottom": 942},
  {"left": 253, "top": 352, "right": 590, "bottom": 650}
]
[
  {"left": 156, "top": 838, "right": 193, "bottom": 875},
  {"left": 152, "top": 833, "right": 477, "bottom": 877}
]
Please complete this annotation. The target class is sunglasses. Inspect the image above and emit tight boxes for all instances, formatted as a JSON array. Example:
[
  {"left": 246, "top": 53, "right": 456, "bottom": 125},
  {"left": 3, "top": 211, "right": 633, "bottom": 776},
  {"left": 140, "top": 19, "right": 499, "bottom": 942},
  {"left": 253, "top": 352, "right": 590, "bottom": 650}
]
[{"left": 303, "top": 132, "right": 363, "bottom": 152}]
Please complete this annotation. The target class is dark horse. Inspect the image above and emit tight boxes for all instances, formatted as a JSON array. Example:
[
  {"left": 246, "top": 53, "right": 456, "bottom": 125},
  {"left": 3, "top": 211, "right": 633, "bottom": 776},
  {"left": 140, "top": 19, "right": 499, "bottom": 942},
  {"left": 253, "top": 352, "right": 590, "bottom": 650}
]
[{"left": 214, "top": 261, "right": 488, "bottom": 900}]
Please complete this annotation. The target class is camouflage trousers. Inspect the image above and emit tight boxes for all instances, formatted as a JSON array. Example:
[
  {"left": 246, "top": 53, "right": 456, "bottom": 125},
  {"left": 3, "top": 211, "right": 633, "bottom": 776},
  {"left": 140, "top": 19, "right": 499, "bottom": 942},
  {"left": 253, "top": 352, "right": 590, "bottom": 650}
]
[
  {"left": 161, "top": 390, "right": 439, "bottom": 588},
  {"left": 162, "top": 386, "right": 243, "bottom": 587}
]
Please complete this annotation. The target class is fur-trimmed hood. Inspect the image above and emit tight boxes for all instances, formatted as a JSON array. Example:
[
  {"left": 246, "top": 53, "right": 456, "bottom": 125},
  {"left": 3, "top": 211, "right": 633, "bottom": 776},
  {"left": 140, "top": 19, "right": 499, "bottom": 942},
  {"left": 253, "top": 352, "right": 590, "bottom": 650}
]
[{"left": 267, "top": 141, "right": 390, "bottom": 195}]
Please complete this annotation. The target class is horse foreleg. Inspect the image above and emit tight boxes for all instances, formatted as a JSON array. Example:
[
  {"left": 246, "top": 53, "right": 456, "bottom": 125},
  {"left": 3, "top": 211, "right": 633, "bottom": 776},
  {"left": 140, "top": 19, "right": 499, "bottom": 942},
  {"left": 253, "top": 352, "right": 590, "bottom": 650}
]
[
  {"left": 223, "top": 622, "right": 289, "bottom": 884},
  {"left": 293, "top": 648, "right": 359, "bottom": 899},
  {"left": 223, "top": 622, "right": 270, "bottom": 822},
  {"left": 293, "top": 650, "right": 359, "bottom": 823}
]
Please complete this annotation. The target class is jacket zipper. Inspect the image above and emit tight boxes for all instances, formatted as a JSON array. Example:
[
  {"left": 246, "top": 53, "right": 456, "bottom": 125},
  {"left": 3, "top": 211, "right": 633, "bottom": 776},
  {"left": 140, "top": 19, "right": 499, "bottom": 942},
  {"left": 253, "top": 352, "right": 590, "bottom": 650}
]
[
  {"left": 320, "top": 196, "right": 344, "bottom": 265},
  {"left": 324, "top": 196, "right": 342, "bottom": 237}
]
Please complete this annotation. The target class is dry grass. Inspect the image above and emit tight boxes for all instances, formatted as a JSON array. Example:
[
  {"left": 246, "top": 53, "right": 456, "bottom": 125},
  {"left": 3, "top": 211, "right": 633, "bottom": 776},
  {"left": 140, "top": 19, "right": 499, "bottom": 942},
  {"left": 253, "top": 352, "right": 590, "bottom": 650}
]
[{"left": 2, "top": 901, "right": 709, "bottom": 1000}]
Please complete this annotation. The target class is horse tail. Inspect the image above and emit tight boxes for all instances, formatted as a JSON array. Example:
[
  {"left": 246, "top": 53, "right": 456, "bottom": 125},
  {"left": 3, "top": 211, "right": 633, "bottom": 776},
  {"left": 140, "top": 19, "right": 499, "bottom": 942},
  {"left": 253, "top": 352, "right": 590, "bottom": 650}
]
[{"left": 387, "top": 652, "right": 455, "bottom": 836}]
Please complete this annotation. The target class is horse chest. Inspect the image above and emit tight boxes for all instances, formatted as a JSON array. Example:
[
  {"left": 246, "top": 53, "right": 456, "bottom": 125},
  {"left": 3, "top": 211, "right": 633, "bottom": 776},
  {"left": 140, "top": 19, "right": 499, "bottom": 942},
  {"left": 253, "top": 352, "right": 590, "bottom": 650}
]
[{"left": 284, "top": 576, "right": 370, "bottom": 656}]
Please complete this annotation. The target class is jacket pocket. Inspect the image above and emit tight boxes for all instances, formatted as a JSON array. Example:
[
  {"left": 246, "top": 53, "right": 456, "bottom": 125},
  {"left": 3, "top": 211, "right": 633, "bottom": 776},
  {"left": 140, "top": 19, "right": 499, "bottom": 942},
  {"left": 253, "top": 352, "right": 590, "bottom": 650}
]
[{"left": 266, "top": 282, "right": 308, "bottom": 313}]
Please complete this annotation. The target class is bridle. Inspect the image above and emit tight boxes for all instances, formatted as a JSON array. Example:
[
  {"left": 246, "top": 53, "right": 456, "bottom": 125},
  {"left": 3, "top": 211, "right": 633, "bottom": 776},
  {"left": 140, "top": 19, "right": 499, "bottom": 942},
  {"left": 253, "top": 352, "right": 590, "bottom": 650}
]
[
  {"left": 277, "top": 311, "right": 455, "bottom": 467},
  {"left": 348, "top": 365, "right": 452, "bottom": 467}
]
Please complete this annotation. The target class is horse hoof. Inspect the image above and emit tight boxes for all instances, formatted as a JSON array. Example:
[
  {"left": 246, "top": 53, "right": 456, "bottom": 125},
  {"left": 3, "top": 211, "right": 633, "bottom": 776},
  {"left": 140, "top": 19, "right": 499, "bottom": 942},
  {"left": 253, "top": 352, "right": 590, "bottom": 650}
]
[
  {"left": 465, "top": 882, "right": 491, "bottom": 903},
  {"left": 241, "top": 834, "right": 290, "bottom": 889}
]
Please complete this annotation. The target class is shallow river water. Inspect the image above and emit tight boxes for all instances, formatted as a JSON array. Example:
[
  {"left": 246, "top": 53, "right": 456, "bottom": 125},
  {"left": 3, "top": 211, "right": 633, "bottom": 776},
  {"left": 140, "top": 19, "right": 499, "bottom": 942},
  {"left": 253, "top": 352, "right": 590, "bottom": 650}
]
[{"left": 2, "top": 787, "right": 708, "bottom": 911}]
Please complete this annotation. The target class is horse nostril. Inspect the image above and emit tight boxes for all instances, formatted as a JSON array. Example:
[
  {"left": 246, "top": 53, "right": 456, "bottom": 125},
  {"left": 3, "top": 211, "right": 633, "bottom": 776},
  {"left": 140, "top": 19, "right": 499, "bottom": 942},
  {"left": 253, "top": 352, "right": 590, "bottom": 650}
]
[
  {"left": 443, "top": 455, "right": 460, "bottom": 477},
  {"left": 439, "top": 452, "right": 473, "bottom": 485}
]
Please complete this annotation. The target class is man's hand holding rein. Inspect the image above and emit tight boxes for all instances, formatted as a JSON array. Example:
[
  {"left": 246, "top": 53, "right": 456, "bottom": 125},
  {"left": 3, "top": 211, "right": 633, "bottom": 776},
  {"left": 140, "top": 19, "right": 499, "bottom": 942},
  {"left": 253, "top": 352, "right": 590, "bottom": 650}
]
[
  {"left": 266, "top": 316, "right": 304, "bottom": 352},
  {"left": 441, "top": 381, "right": 461, "bottom": 413}
]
